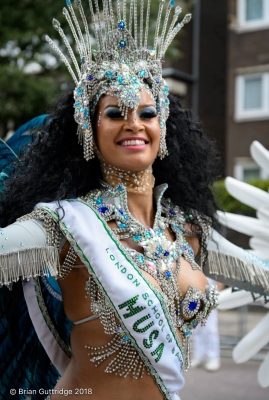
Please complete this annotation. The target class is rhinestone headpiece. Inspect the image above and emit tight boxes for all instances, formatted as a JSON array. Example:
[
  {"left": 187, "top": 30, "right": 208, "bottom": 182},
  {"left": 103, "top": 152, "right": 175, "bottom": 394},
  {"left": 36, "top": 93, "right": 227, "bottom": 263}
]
[{"left": 46, "top": 0, "right": 191, "bottom": 161}]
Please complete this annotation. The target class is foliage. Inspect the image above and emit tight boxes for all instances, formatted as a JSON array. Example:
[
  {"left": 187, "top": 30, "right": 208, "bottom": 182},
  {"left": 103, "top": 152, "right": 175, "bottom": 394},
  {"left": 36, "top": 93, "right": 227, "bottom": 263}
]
[
  {"left": 0, "top": 65, "right": 60, "bottom": 124},
  {"left": 0, "top": 0, "right": 67, "bottom": 133},
  {"left": 213, "top": 179, "right": 269, "bottom": 215}
]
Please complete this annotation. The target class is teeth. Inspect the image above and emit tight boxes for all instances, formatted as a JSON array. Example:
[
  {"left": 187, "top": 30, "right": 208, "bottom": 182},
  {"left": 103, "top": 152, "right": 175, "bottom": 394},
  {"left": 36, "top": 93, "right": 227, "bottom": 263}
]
[{"left": 121, "top": 140, "right": 146, "bottom": 146}]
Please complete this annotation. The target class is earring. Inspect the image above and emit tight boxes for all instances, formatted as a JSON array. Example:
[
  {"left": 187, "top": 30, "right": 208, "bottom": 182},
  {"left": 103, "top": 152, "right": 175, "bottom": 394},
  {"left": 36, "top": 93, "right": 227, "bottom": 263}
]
[
  {"left": 158, "top": 126, "right": 169, "bottom": 160},
  {"left": 82, "top": 126, "right": 95, "bottom": 161}
]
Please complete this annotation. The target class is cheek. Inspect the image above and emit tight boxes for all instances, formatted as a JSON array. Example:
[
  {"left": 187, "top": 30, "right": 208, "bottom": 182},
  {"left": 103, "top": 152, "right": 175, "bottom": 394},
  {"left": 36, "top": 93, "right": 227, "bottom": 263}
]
[
  {"left": 95, "top": 120, "right": 111, "bottom": 149},
  {"left": 151, "top": 123, "right": 161, "bottom": 144}
]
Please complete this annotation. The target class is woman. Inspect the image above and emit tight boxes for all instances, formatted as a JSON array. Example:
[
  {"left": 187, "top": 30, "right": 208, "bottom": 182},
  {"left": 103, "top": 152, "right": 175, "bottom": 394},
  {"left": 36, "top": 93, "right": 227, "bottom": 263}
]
[
  {"left": 0, "top": 90, "right": 220, "bottom": 399},
  {"left": 0, "top": 1, "right": 220, "bottom": 399}
]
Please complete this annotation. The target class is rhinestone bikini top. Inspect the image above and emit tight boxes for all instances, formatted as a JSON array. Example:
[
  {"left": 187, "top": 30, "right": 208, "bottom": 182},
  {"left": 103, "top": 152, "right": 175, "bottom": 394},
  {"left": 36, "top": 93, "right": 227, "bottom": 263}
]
[
  {"left": 81, "top": 183, "right": 218, "bottom": 366},
  {"left": 15, "top": 183, "right": 218, "bottom": 377}
]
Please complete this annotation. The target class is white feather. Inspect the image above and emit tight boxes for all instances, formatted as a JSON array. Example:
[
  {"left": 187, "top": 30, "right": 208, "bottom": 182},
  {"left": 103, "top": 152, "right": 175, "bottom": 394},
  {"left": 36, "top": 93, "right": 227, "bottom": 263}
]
[
  {"left": 251, "top": 141, "right": 269, "bottom": 172},
  {"left": 218, "top": 288, "right": 253, "bottom": 310},
  {"left": 233, "top": 313, "right": 269, "bottom": 363},
  {"left": 258, "top": 352, "right": 269, "bottom": 388},
  {"left": 217, "top": 211, "right": 269, "bottom": 239},
  {"left": 225, "top": 176, "right": 269, "bottom": 210}
]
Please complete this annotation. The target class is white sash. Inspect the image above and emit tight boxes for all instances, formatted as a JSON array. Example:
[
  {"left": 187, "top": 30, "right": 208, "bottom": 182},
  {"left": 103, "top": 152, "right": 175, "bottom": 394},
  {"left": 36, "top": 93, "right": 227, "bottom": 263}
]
[{"left": 40, "top": 199, "right": 185, "bottom": 400}]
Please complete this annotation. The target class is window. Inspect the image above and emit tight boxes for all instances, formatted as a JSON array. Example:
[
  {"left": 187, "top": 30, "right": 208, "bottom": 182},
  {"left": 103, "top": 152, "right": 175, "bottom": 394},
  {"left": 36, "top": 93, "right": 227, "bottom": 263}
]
[
  {"left": 235, "top": 73, "right": 269, "bottom": 121},
  {"left": 246, "top": 0, "right": 263, "bottom": 21},
  {"left": 237, "top": 0, "right": 269, "bottom": 30},
  {"left": 234, "top": 157, "right": 269, "bottom": 181}
]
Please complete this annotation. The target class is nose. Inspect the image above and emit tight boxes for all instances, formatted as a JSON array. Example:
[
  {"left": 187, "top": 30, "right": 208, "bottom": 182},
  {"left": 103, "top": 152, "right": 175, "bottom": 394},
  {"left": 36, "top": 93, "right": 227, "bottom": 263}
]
[{"left": 123, "top": 110, "right": 144, "bottom": 132}]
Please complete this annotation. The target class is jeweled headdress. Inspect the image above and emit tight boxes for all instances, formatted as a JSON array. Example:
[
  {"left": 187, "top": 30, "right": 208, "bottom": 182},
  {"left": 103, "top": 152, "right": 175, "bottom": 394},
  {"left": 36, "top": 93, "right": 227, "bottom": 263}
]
[{"left": 46, "top": 0, "right": 191, "bottom": 161}]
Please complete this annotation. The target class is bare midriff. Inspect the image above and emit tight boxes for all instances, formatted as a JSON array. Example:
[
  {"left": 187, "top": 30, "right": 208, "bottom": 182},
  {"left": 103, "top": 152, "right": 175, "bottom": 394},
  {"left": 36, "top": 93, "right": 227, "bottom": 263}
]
[
  {"left": 51, "top": 231, "right": 207, "bottom": 400},
  {"left": 52, "top": 266, "right": 164, "bottom": 400}
]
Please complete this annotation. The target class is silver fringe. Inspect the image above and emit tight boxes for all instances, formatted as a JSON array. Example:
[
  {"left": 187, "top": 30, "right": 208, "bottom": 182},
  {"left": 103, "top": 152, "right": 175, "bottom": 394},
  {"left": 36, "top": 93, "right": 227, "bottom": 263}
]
[
  {"left": 0, "top": 246, "right": 60, "bottom": 286},
  {"left": 205, "top": 250, "right": 269, "bottom": 296}
]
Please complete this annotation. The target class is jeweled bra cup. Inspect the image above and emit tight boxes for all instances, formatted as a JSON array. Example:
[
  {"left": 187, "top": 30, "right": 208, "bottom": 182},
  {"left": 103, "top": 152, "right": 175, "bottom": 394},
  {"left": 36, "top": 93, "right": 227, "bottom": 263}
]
[{"left": 76, "top": 276, "right": 218, "bottom": 377}]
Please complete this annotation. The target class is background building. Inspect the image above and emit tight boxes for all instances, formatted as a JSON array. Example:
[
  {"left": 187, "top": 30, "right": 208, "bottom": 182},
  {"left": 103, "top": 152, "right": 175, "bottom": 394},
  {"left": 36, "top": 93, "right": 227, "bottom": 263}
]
[
  {"left": 167, "top": 0, "right": 269, "bottom": 180},
  {"left": 227, "top": 0, "right": 269, "bottom": 179}
]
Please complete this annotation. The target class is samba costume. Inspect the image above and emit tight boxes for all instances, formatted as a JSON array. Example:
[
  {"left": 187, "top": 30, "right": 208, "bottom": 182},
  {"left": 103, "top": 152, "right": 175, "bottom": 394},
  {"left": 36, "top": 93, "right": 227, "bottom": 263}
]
[
  {"left": 0, "top": 182, "right": 217, "bottom": 400},
  {"left": 1, "top": 1, "right": 269, "bottom": 400}
]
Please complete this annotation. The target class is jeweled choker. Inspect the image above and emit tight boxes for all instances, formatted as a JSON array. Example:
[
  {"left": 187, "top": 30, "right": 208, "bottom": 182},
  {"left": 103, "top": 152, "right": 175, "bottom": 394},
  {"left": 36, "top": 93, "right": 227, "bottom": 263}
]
[{"left": 100, "top": 159, "right": 155, "bottom": 194}]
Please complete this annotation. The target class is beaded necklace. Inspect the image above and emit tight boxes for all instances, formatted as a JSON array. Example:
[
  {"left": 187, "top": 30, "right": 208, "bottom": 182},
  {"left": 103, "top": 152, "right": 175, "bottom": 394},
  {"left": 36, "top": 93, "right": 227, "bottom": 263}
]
[{"left": 84, "top": 183, "right": 199, "bottom": 280}]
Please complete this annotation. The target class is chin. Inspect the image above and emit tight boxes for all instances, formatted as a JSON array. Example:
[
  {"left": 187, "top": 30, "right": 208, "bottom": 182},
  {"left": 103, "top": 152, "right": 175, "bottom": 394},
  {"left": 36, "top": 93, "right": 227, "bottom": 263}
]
[
  {"left": 115, "top": 157, "right": 154, "bottom": 172},
  {"left": 117, "top": 162, "right": 152, "bottom": 172}
]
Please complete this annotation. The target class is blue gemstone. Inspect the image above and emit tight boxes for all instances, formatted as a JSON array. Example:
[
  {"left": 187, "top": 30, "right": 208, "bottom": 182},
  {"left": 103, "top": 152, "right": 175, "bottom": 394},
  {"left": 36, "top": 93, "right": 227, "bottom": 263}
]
[
  {"left": 96, "top": 197, "right": 103, "bottom": 205},
  {"left": 188, "top": 301, "right": 198, "bottom": 311},
  {"left": 117, "top": 75, "right": 124, "bottom": 84},
  {"left": 138, "top": 70, "right": 147, "bottom": 78},
  {"left": 191, "top": 320, "right": 199, "bottom": 328},
  {"left": 118, "top": 39, "right": 127, "bottom": 49},
  {"left": 105, "top": 71, "right": 114, "bottom": 79},
  {"left": 74, "top": 101, "right": 81, "bottom": 108},
  {"left": 163, "top": 85, "right": 169, "bottom": 95},
  {"left": 137, "top": 254, "right": 144, "bottom": 263},
  {"left": 116, "top": 184, "right": 124, "bottom": 192},
  {"left": 170, "top": 0, "right": 175, "bottom": 7},
  {"left": 119, "top": 222, "right": 127, "bottom": 229},
  {"left": 164, "top": 251, "right": 170, "bottom": 257},
  {"left": 156, "top": 245, "right": 163, "bottom": 253},
  {"left": 122, "top": 334, "right": 130, "bottom": 343},
  {"left": 83, "top": 109, "right": 89, "bottom": 117},
  {"left": 164, "top": 271, "right": 172, "bottom": 279},
  {"left": 183, "top": 327, "right": 192, "bottom": 338},
  {"left": 131, "top": 76, "right": 139, "bottom": 85},
  {"left": 133, "top": 235, "right": 142, "bottom": 242},
  {"left": 83, "top": 122, "right": 89, "bottom": 129},
  {"left": 76, "top": 87, "right": 83, "bottom": 96},
  {"left": 118, "top": 20, "right": 126, "bottom": 30},
  {"left": 98, "top": 206, "right": 109, "bottom": 214},
  {"left": 65, "top": 0, "right": 72, "bottom": 7},
  {"left": 87, "top": 74, "right": 94, "bottom": 81}
]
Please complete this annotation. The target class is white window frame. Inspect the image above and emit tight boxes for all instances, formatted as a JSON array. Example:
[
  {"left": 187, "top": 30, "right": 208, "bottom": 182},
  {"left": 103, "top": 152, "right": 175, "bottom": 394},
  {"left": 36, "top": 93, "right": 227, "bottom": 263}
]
[
  {"left": 234, "top": 158, "right": 268, "bottom": 181},
  {"left": 237, "top": 0, "right": 269, "bottom": 31},
  {"left": 235, "top": 73, "right": 269, "bottom": 121}
]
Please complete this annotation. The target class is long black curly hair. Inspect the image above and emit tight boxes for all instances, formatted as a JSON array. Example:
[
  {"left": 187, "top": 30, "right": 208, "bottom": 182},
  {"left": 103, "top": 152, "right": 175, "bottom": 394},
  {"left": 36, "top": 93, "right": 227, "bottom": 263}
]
[{"left": 0, "top": 92, "right": 220, "bottom": 227}]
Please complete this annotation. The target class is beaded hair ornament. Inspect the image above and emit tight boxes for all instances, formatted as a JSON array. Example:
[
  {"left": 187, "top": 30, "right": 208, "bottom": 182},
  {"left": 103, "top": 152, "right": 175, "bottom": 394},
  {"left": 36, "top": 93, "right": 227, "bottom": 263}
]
[{"left": 46, "top": 0, "right": 191, "bottom": 161}]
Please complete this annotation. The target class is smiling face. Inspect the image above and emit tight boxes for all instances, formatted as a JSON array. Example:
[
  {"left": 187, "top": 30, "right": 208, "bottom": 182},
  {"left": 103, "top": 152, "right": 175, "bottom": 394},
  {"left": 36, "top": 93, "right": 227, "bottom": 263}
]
[{"left": 95, "top": 89, "right": 160, "bottom": 172}]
